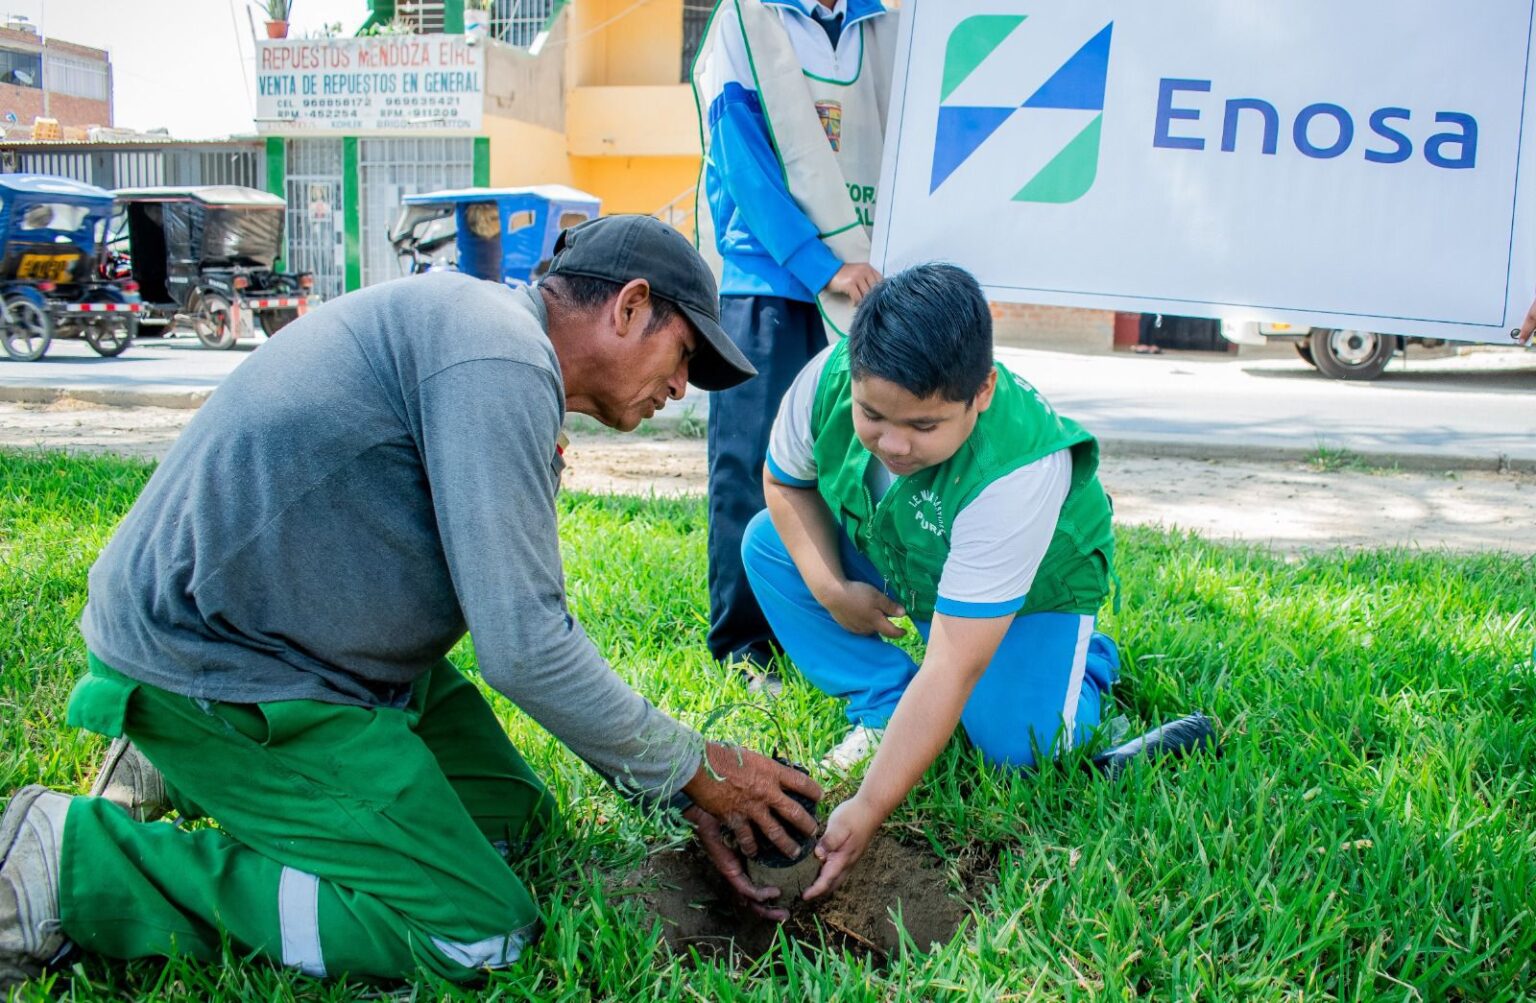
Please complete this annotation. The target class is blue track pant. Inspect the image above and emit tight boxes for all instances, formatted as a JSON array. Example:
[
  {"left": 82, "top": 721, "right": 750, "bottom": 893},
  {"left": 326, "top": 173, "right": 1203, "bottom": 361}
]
[{"left": 742, "top": 510, "right": 1121, "bottom": 767}]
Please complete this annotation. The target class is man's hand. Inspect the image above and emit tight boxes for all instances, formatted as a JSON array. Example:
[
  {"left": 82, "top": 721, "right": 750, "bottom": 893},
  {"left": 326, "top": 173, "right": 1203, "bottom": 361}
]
[
  {"left": 683, "top": 804, "right": 791, "bottom": 921},
  {"left": 1518, "top": 293, "right": 1536, "bottom": 345},
  {"left": 819, "top": 580, "right": 906, "bottom": 638},
  {"left": 825, "top": 262, "right": 882, "bottom": 305},
  {"left": 683, "top": 742, "right": 822, "bottom": 860},
  {"left": 802, "top": 796, "right": 884, "bottom": 901}
]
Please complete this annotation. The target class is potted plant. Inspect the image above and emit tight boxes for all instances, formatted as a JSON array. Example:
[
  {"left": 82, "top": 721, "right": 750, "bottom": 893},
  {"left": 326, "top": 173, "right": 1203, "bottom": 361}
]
[
  {"left": 695, "top": 702, "right": 823, "bottom": 908},
  {"left": 265, "top": 0, "right": 292, "bottom": 39}
]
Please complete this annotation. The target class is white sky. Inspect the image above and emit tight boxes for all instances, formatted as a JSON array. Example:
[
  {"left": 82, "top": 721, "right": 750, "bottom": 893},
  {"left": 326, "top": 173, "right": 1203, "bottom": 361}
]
[{"left": 10, "top": 0, "right": 366, "bottom": 138}]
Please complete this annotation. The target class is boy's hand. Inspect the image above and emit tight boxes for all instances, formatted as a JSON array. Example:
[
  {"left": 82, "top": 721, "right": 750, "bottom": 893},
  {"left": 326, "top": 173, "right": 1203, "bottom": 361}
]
[
  {"left": 825, "top": 262, "right": 882, "bottom": 305},
  {"left": 820, "top": 581, "right": 906, "bottom": 638},
  {"left": 802, "top": 796, "right": 885, "bottom": 900}
]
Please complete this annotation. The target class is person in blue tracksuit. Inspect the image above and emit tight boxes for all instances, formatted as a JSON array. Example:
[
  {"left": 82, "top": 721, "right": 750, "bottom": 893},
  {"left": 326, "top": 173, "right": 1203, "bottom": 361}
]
[{"left": 696, "top": 0, "right": 891, "bottom": 682}]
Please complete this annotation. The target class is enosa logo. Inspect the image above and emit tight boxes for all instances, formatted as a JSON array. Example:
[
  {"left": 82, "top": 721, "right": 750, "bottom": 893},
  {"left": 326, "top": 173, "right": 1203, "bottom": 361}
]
[{"left": 930, "top": 16, "right": 1113, "bottom": 203}]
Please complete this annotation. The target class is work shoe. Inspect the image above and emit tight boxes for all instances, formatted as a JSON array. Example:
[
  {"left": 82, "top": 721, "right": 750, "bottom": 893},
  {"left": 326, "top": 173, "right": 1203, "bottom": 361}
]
[
  {"left": 820, "top": 724, "right": 884, "bottom": 773},
  {"left": 89, "top": 737, "right": 170, "bottom": 822},
  {"left": 0, "top": 786, "right": 72, "bottom": 987},
  {"left": 1088, "top": 712, "right": 1220, "bottom": 779}
]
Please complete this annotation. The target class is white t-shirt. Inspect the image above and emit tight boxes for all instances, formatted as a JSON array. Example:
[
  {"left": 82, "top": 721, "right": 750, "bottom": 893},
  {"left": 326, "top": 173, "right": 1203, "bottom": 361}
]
[{"left": 766, "top": 347, "right": 1072, "bottom": 618}]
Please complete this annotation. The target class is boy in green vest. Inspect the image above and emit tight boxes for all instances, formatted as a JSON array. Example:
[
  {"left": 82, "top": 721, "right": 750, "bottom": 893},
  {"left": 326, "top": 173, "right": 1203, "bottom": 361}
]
[{"left": 742, "top": 262, "right": 1120, "bottom": 898}]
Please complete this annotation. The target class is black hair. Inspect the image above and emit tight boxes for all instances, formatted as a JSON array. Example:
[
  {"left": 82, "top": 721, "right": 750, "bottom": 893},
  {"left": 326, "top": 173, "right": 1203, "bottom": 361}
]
[
  {"left": 540, "top": 272, "right": 681, "bottom": 336},
  {"left": 848, "top": 262, "right": 993, "bottom": 403}
]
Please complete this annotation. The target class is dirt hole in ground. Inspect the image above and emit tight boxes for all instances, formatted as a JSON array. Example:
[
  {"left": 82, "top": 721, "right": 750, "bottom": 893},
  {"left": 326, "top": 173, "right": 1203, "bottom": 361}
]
[{"left": 618, "top": 833, "right": 988, "bottom": 963}]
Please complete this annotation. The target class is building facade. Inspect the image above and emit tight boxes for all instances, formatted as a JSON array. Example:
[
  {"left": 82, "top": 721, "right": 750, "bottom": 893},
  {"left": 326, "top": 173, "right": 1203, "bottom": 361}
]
[
  {"left": 0, "top": 19, "right": 112, "bottom": 138},
  {"left": 250, "top": 0, "right": 706, "bottom": 300},
  {"left": 0, "top": 1, "right": 1121, "bottom": 348}
]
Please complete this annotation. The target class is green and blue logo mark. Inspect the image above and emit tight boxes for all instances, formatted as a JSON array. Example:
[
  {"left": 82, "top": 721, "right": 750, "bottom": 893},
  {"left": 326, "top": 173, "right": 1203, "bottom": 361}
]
[{"left": 931, "top": 16, "right": 1113, "bottom": 202}]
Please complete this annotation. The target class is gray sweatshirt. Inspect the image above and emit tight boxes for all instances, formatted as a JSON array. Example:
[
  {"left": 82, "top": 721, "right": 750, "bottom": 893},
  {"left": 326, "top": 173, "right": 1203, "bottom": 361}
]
[{"left": 80, "top": 272, "right": 703, "bottom": 804}]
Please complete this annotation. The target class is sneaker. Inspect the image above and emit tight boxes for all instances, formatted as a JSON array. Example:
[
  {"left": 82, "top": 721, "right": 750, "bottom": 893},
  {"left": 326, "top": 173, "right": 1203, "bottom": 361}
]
[
  {"left": 820, "top": 724, "right": 884, "bottom": 772},
  {"left": 725, "top": 651, "right": 783, "bottom": 698},
  {"left": 744, "top": 667, "right": 784, "bottom": 698},
  {"left": 0, "top": 786, "right": 72, "bottom": 986},
  {"left": 89, "top": 738, "right": 170, "bottom": 822}
]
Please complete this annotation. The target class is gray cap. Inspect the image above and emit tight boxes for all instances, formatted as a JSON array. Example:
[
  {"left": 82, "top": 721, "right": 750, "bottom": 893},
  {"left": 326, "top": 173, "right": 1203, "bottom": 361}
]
[{"left": 547, "top": 214, "right": 757, "bottom": 392}]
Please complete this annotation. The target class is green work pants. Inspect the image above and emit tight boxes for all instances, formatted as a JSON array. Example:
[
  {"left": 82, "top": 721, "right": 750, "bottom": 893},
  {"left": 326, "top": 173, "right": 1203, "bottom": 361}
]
[{"left": 61, "top": 655, "right": 557, "bottom": 982}]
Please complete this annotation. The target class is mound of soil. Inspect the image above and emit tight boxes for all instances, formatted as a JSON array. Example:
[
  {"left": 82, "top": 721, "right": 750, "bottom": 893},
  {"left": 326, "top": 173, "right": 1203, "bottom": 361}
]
[{"left": 618, "top": 833, "right": 977, "bottom": 962}]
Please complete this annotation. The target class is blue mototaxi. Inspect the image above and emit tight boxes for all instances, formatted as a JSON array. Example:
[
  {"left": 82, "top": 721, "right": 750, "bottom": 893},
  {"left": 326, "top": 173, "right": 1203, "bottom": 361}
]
[
  {"left": 388, "top": 185, "right": 601, "bottom": 285},
  {"left": 0, "top": 174, "right": 142, "bottom": 361}
]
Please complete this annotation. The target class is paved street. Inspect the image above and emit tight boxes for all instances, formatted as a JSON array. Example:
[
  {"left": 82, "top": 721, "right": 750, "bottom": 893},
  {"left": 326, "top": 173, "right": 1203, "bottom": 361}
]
[
  {"left": 994, "top": 344, "right": 1536, "bottom": 469},
  {"left": 4, "top": 332, "right": 1534, "bottom": 468},
  {"left": 0, "top": 333, "right": 250, "bottom": 406}
]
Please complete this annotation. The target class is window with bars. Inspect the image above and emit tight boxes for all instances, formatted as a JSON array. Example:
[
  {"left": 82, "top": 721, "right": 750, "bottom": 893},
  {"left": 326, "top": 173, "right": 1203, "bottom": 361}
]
[
  {"left": 0, "top": 48, "right": 42, "bottom": 88},
  {"left": 488, "top": 0, "right": 556, "bottom": 49},
  {"left": 44, "top": 52, "right": 108, "bottom": 101},
  {"left": 394, "top": 0, "right": 447, "bottom": 33},
  {"left": 681, "top": 1, "right": 714, "bottom": 82}
]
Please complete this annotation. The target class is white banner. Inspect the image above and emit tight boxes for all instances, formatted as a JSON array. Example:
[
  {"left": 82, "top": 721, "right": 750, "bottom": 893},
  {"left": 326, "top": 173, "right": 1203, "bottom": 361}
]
[
  {"left": 872, "top": 1, "right": 1536, "bottom": 344},
  {"left": 255, "top": 36, "right": 483, "bottom": 134}
]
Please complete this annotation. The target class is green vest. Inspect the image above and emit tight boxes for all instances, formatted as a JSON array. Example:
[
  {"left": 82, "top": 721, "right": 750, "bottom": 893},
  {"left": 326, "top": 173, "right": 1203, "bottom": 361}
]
[{"left": 810, "top": 340, "right": 1115, "bottom": 619}]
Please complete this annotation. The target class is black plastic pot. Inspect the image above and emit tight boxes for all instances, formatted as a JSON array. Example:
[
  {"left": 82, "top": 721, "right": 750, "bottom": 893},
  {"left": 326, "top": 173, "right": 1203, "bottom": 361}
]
[{"left": 741, "top": 759, "right": 822, "bottom": 903}]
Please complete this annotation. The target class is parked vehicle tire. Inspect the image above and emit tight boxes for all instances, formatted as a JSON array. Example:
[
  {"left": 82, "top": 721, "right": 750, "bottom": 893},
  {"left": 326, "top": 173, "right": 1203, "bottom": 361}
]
[
  {"left": 1311, "top": 328, "right": 1395, "bottom": 381},
  {"left": 1, "top": 297, "right": 54, "bottom": 361},
  {"left": 259, "top": 308, "right": 299, "bottom": 338},
  {"left": 1294, "top": 338, "right": 1317, "bottom": 368},
  {"left": 194, "top": 293, "right": 238, "bottom": 350},
  {"left": 82, "top": 291, "right": 138, "bottom": 357},
  {"left": 85, "top": 319, "right": 135, "bottom": 357}
]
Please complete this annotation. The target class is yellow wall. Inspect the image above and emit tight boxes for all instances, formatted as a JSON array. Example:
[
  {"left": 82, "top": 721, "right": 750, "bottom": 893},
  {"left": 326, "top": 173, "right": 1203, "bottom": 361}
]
[
  {"left": 486, "top": 0, "right": 703, "bottom": 216},
  {"left": 570, "top": 0, "right": 685, "bottom": 87},
  {"left": 571, "top": 156, "right": 698, "bottom": 216},
  {"left": 567, "top": 85, "right": 699, "bottom": 157},
  {"left": 486, "top": 115, "right": 577, "bottom": 187}
]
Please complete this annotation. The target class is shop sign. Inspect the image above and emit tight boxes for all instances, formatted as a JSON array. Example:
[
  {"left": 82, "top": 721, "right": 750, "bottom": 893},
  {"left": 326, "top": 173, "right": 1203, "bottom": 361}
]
[{"left": 256, "top": 35, "right": 483, "bottom": 133}]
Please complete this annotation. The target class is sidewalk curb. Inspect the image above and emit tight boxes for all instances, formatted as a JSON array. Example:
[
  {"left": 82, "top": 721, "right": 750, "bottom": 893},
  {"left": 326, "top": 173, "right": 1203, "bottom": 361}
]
[
  {"left": 1094, "top": 437, "right": 1534, "bottom": 475},
  {"left": 0, "top": 386, "right": 212, "bottom": 410},
  {"left": 4, "top": 385, "right": 1530, "bottom": 475},
  {"left": 612, "top": 412, "right": 1536, "bottom": 475}
]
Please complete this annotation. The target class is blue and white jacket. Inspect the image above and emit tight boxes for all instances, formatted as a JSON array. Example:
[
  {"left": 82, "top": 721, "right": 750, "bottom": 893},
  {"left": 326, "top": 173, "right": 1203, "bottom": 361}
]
[{"left": 697, "top": 0, "right": 889, "bottom": 302}]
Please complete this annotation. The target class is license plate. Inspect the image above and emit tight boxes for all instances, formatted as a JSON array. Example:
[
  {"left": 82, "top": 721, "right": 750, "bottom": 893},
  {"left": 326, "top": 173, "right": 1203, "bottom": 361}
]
[
  {"left": 16, "top": 253, "right": 79, "bottom": 282},
  {"left": 1268, "top": 322, "right": 1293, "bottom": 332}
]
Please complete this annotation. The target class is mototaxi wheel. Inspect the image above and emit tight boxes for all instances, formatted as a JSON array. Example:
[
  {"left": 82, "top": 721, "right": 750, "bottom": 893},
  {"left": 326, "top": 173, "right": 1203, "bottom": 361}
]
[
  {"left": 258, "top": 308, "right": 299, "bottom": 338},
  {"left": 194, "top": 293, "right": 239, "bottom": 350},
  {"left": 82, "top": 291, "right": 138, "bottom": 357},
  {"left": 0, "top": 297, "right": 54, "bottom": 361}
]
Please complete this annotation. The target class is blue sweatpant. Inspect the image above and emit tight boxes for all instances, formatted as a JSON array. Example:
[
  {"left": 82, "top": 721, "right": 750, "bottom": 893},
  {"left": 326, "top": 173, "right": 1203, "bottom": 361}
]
[{"left": 741, "top": 510, "right": 1121, "bottom": 767}]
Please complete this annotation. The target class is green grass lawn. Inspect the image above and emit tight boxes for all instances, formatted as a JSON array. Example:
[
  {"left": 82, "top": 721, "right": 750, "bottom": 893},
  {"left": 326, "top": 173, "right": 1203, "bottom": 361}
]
[{"left": 2, "top": 447, "right": 1534, "bottom": 1001}]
